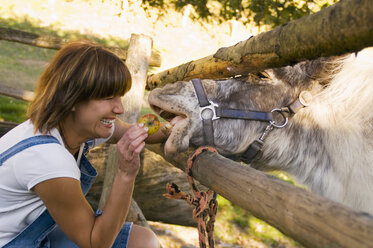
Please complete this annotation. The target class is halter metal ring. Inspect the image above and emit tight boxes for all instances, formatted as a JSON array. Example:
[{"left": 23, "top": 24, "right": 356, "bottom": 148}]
[
  {"left": 270, "top": 108, "right": 288, "bottom": 128},
  {"left": 199, "top": 100, "right": 220, "bottom": 120}
]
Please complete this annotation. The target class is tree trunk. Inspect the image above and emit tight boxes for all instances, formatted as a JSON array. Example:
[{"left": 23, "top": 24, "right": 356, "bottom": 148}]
[
  {"left": 98, "top": 34, "right": 153, "bottom": 228},
  {"left": 134, "top": 148, "right": 200, "bottom": 226},
  {"left": 0, "top": 27, "right": 161, "bottom": 67},
  {"left": 146, "top": 144, "right": 373, "bottom": 248},
  {"left": 146, "top": 0, "right": 373, "bottom": 89}
]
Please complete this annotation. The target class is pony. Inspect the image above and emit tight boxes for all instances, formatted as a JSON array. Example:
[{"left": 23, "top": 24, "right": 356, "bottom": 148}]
[{"left": 148, "top": 47, "right": 373, "bottom": 215}]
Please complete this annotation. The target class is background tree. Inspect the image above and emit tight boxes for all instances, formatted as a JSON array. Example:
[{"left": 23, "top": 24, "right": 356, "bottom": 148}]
[{"left": 142, "top": 0, "right": 338, "bottom": 28}]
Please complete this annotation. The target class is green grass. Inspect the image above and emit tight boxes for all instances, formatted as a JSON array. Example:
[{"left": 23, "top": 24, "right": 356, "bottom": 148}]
[
  {"left": 0, "top": 95, "right": 28, "bottom": 123},
  {"left": 215, "top": 186, "right": 302, "bottom": 247}
]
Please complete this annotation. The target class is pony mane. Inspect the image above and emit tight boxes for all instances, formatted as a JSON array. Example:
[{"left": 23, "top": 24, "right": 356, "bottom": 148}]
[{"left": 314, "top": 48, "right": 373, "bottom": 126}]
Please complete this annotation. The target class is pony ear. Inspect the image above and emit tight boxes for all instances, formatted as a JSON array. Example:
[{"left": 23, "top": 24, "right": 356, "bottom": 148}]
[{"left": 269, "top": 58, "right": 330, "bottom": 89}]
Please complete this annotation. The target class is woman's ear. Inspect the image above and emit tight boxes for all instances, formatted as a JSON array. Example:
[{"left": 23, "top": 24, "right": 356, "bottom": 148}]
[{"left": 72, "top": 106, "right": 76, "bottom": 111}]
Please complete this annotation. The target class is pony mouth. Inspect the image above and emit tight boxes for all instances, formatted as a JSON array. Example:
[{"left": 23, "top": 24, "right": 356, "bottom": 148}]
[
  {"left": 150, "top": 104, "right": 187, "bottom": 126},
  {"left": 149, "top": 103, "right": 192, "bottom": 156}
]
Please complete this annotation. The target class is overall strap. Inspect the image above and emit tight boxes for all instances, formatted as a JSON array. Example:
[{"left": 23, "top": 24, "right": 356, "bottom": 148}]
[
  {"left": 0, "top": 135, "right": 60, "bottom": 165},
  {"left": 1, "top": 135, "right": 60, "bottom": 248}
]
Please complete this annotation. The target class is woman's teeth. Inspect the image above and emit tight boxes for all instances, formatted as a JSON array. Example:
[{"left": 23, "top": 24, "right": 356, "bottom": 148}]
[{"left": 101, "top": 119, "right": 115, "bottom": 125}]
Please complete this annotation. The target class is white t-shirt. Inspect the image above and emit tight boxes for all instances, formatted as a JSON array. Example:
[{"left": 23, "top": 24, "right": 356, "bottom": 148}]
[{"left": 0, "top": 120, "right": 112, "bottom": 246}]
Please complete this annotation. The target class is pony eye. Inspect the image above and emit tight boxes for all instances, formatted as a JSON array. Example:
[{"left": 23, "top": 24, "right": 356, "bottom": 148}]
[{"left": 256, "top": 71, "right": 271, "bottom": 80}]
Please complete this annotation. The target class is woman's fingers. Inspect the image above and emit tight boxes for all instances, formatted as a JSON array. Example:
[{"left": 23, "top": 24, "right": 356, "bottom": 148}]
[
  {"left": 133, "top": 141, "right": 145, "bottom": 154},
  {"left": 117, "top": 124, "right": 147, "bottom": 161},
  {"left": 127, "top": 133, "right": 147, "bottom": 153}
]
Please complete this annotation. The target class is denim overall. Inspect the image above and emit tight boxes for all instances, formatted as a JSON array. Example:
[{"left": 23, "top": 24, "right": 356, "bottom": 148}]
[{"left": 1, "top": 135, "right": 132, "bottom": 248}]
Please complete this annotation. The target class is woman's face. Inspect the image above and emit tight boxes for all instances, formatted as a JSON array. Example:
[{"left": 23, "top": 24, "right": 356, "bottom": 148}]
[{"left": 70, "top": 96, "right": 124, "bottom": 140}]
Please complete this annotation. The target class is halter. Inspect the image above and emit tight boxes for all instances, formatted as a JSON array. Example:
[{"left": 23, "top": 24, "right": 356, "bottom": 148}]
[{"left": 191, "top": 78, "right": 311, "bottom": 164}]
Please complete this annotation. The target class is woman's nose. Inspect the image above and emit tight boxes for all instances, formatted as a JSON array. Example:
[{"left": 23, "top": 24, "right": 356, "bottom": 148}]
[{"left": 113, "top": 96, "right": 124, "bottom": 114}]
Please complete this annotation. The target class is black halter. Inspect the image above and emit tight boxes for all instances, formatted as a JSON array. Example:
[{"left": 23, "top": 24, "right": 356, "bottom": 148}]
[{"left": 191, "top": 78, "right": 310, "bottom": 163}]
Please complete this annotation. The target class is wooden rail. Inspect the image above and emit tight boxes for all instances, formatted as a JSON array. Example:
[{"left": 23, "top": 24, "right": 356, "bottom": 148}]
[
  {"left": 0, "top": 27, "right": 161, "bottom": 67},
  {"left": 0, "top": 84, "right": 34, "bottom": 102},
  {"left": 146, "top": 144, "right": 373, "bottom": 248}
]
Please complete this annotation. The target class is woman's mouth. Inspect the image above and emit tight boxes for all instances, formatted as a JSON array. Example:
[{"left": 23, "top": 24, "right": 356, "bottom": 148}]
[{"left": 100, "top": 118, "right": 115, "bottom": 127}]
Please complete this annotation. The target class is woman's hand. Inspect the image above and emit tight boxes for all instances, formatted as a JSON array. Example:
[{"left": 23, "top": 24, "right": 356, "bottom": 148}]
[{"left": 116, "top": 123, "right": 148, "bottom": 178}]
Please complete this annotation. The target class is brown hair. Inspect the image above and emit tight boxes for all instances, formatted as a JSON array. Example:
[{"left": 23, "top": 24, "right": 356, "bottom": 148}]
[{"left": 28, "top": 41, "right": 131, "bottom": 133}]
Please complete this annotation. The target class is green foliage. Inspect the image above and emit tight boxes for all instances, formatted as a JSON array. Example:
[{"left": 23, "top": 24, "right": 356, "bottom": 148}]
[
  {"left": 174, "top": 0, "right": 211, "bottom": 18},
  {"left": 142, "top": 0, "right": 337, "bottom": 27},
  {"left": 248, "top": 0, "right": 312, "bottom": 27},
  {"left": 219, "top": 0, "right": 245, "bottom": 20}
]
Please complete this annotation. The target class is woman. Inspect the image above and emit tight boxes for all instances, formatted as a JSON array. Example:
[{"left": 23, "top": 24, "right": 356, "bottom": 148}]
[{"left": 0, "top": 41, "right": 165, "bottom": 247}]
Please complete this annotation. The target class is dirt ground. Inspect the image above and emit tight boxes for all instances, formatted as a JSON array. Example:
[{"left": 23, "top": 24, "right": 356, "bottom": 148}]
[{"left": 149, "top": 221, "right": 266, "bottom": 248}]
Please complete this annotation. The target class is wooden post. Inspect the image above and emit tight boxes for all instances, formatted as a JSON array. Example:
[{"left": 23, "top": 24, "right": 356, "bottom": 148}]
[
  {"left": 99, "top": 33, "right": 153, "bottom": 228},
  {"left": 146, "top": 144, "right": 373, "bottom": 248},
  {"left": 146, "top": 0, "right": 373, "bottom": 89}
]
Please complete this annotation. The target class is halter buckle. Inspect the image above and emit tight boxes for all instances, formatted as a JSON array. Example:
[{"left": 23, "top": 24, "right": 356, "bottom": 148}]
[
  {"left": 199, "top": 101, "right": 220, "bottom": 121},
  {"left": 270, "top": 108, "right": 288, "bottom": 128}
]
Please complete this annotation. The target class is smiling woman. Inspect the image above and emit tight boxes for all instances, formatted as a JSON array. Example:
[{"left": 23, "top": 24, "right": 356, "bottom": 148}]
[{"left": 0, "top": 41, "right": 164, "bottom": 248}]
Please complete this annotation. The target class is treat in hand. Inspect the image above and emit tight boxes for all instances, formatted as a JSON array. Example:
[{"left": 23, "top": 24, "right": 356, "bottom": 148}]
[{"left": 138, "top": 114, "right": 160, "bottom": 135}]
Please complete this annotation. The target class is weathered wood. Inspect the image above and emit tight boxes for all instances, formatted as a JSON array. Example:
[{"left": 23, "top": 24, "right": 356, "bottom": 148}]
[
  {"left": 146, "top": 0, "right": 373, "bottom": 89},
  {"left": 99, "top": 33, "right": 153, "bottom": 228},
  {"left": 119, "top": 33, "right": 152, "bottom": 123},
  {"left": 0, "top": 27, "right": 68, "bottom": 49},
  {"left": 0, "top": 27, "right": 161, "bottom": 67},
  {"left": 134, "top": 148, "right": 198, "bottom": 226},
  {"left": 146, "top": 144, "right": 373, "bottom": 248},
  {"left": 0, "top": 84, "right": 34, "bottom": 102}
]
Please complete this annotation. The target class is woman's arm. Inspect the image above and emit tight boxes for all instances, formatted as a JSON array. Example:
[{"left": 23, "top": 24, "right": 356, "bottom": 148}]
[{"left": 33, "top": 124, "right": 148, "bottom": 248}]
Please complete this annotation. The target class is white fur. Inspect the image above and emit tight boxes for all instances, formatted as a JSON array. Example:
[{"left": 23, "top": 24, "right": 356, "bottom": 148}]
[{"left": 266, "top": 48, "right": 373, "bottom": 213}]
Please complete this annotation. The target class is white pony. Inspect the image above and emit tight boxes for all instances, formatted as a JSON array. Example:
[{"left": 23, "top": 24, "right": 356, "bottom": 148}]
[{"left": 148, "top": 47, "right": 373, "bottom": 214}]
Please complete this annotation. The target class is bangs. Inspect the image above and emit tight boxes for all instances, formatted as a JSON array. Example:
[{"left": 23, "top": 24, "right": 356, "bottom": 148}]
[{"left": 76, "top": 47, "right": 132, "bottom": 101}]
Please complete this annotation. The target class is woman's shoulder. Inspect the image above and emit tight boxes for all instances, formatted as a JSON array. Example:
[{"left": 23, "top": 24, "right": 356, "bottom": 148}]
[
  {"left": 0, "top": 123, "right": 80, "bottom": 190},
  {"left": 12, "top": 143, "right": 80, "bottom": 190},
  {"left": 0, "top": 120, "right": 33, "bottom": 152}
]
